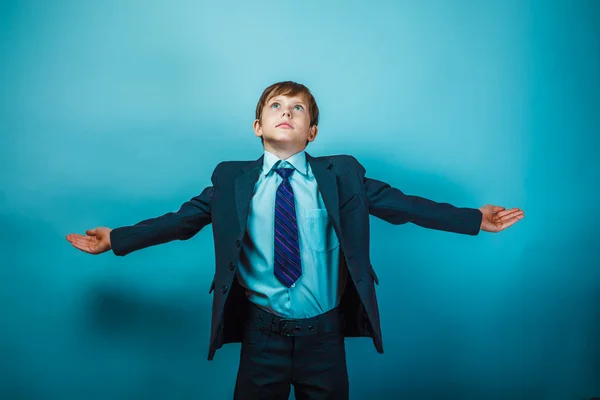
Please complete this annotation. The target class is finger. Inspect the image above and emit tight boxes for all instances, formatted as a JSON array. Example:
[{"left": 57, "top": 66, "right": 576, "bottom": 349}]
[
  {"left": 497, "top": 214, "right": 522, "bottom": 226},
  {"left": 86, "top": 229, "right": 97, "bottom": 236},
  {"left": 498, "top": 210, "right": 523, "bottom": 220},
  {"left": 70, "top": 238, "right": 88, "bottom": 250},
  {"left": 67, "top": 233, "right": 88, "bottom": 241},
  {"left": 71, "top": 241, "right": 93, "bottom": 253},
  {"left": 71, "top": 237, "right": 95, "bottom": 251},
  {"left": 66, "top": 234, "right": 78, "bottom": 242},
  {"left": 70, "top": 235, "right": 91, "bottom": 244},
  {"left": 501, "top": 216, "right": 522, "bottom": 229},
  {"left": 496, "top": 208, "right": 521, "bottom": 218},
  {"left": 496, "top": 207, "right": 520, "bottom": 216},
  {"left": 492, "top": 206, "right": 505, "bottom": 212}
]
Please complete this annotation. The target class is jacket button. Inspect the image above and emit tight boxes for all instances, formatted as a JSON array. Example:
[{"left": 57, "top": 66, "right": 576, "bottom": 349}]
[
  {"left": 221, "top": 285, "right": 228, "bottom": 294},
  {"left": 235, "top": 239, "right": 241, "bottom": 247},
  {"left": 229, "top": 261, "right": 235, "bottom": 271}
]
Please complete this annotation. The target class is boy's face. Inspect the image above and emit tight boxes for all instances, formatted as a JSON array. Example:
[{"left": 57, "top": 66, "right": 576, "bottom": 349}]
[{"left": 253, "top": 94, "right": 318, "bottom": 152}]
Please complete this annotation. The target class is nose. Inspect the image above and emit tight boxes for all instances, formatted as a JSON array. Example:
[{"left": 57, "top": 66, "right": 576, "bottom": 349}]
[{"left": 281, "top": 108, "right": 291, "bottom": 118}]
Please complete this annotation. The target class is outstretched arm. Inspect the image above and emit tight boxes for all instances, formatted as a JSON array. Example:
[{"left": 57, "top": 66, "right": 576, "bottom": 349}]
[
  {"left": 109, "top": 184, "right": 215, "bottom": 256},
  {"left": 66, "top": 165, "right": 219, "bottom": 256},
  {"left": 356, "top": 158, "right": 523, "bottom": 235},
  {"left": 363, "top": 173, "right": 483, "bottom": 235}
]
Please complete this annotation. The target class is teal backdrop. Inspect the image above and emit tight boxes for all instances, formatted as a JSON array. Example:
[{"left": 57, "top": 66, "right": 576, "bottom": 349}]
[{"left": 1, "top": 0, "right": 599, "bottom": 399}]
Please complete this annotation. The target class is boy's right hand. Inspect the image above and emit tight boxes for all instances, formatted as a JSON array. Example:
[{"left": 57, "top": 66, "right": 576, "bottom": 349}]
[{"left": 66, "top": 227, "right": 113, "bottom": 255}]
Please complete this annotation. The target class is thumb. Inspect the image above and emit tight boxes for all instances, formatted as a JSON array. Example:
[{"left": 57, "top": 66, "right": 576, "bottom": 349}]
[
  {"left": 86, "top": 228, "right": 97, "bottom": 236},
  {"left": 492, "top": 206, "right": 505, "bottom": 213}
]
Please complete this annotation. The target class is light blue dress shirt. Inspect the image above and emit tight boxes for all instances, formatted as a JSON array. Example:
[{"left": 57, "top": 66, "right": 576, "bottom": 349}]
[{"left": 235, "top": 150, "right": 347, "bottom": 318}]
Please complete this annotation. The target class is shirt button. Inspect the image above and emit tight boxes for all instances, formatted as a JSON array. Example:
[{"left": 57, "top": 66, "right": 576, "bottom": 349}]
[
  {"left": 235, "top": 239, "right": 241, "bottom": 248},
  {"left": 291, "top": 283, "right": 295, "bottom": 288},
  {"left": 221, "top": 285, "right": 228, "bottom": 294},
  {"left": 228, "top": 261, "right": 235, "bottom": 271}
]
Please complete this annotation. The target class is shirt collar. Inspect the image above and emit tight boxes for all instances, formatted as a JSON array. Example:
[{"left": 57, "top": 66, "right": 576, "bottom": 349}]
[{"left": 262, "top": 149, "right": 308, "bottom": 177}]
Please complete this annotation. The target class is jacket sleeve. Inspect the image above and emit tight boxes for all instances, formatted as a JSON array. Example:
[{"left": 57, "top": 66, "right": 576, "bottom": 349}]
[
  {"left": 110, "top": 164, "right": 220, "bottom": 256},
  {"left": 354, "top": 157, "right": 482, "bottom": 236}
]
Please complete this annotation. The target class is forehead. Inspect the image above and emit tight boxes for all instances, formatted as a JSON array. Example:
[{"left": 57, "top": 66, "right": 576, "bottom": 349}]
[{"left": 267, "top": 93, "right": 307, "bottom": 104}]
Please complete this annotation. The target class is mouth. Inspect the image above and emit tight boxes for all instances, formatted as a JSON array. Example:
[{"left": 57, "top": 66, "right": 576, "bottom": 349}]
[{"left": 276, "top": 122, "right": 293, "bottom": 129}]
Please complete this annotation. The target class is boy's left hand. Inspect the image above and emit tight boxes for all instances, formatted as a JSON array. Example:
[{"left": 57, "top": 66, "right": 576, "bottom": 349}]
[{"left": 478, "top": 205, "right": 524, "bottom": 233}]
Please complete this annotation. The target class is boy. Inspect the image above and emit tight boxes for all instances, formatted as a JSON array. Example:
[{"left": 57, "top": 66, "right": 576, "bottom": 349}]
[{"left": 66, "top": 81, "right": 524, "bottom": 399}]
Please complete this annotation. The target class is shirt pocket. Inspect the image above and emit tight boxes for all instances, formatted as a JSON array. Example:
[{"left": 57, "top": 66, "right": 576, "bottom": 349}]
[{"left": 303, "top": 208, "right": 340, "bottom": 252}]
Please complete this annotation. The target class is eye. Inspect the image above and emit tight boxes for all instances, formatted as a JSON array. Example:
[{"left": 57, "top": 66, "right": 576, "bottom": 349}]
[
  {"left": 270, "top": 102, "right": 280, "bottom": 109},
  {"left": 293, "top": 105, "right": 304, "bottom": 111}
]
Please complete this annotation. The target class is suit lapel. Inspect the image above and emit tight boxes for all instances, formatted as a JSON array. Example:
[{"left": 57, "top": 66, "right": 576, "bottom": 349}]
[
  {"left": 233, "top": 152, "right": 341, "bottom": 236},
  {"left": 234, "top": 156, "right": 263, "bottom": 233},
  {"left": 306, "top": 152, "right": 340, "bottom": 233}
]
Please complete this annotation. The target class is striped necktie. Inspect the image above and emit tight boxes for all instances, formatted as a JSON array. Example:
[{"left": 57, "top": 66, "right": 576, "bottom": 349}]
[{"left": 273, "top": 166, "right": 302, "bottom": 287}]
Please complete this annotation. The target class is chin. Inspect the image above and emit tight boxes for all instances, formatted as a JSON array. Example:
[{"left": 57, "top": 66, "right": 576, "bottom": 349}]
[
  {"left": 270, "top": 135, "right": 297, "bottom": 143},
  {"left": 266, "top": 137, "right": 302, "bottom": 148}
]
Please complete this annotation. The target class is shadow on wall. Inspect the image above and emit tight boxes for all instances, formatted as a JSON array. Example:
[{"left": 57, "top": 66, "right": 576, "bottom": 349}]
[
  {"left": 82, "top": 282, "right": 212, "bottom": 354},
  {"left": 73, "top": 282, "right": 232, "bottom": 398}
]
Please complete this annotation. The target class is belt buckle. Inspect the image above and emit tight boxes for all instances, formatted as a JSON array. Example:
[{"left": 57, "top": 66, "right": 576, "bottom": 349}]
[{"left": 278, "top": 319, "right": 299, "bottom": 336}]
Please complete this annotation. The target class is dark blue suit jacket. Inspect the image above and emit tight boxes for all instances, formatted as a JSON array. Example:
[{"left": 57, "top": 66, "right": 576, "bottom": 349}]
[{"left": 109, "top": 153, "right": 482, "bottom": 360}]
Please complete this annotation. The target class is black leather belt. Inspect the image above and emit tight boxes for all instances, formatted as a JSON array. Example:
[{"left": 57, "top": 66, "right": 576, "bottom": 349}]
[{"left": 247, "top": 302, "right": 345, "bottom": 337}]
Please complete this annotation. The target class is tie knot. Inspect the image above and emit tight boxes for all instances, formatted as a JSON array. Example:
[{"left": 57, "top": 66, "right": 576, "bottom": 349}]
[{"left": 275, "top": 167, "right": 295, "bottom": 180}]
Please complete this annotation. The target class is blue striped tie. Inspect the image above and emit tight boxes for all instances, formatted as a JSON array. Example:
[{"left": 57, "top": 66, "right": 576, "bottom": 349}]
[{"left": 273, "top": 166, "right": 301, "bottom": 287}]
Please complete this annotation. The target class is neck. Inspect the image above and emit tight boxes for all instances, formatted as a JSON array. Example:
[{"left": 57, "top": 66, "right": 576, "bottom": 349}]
[{"left": 263, "top": 143, "right": 305, "bottom": 160}]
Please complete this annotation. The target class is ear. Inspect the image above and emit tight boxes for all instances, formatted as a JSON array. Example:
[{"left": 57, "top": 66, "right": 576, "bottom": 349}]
[
  {"left": 307, "top": 125, "right": 318, "bottom": 142},
  {"left": 253, "top": 119, "right": 262, "bottom": 138}
]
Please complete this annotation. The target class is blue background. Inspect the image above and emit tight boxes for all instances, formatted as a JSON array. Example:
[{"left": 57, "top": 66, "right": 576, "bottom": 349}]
[{"left": 1, "top": 0, "right": 599, "bottom": 399}]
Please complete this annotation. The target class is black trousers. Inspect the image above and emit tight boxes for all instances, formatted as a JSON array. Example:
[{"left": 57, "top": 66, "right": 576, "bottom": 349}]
[{"left": 233, "top": 303, "right": 349, "bottom": 400}]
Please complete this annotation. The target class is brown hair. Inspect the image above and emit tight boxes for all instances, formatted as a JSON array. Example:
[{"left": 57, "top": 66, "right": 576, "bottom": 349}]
[{"left": 255, "top": 81, "right": 319, "bottom": 127}]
